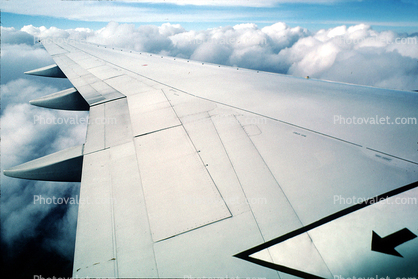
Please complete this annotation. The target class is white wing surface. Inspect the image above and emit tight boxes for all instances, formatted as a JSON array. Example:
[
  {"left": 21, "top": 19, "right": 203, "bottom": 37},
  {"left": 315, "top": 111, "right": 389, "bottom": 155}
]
[{"left": 5, "top": 39, "right": 418, "bottom": 278}]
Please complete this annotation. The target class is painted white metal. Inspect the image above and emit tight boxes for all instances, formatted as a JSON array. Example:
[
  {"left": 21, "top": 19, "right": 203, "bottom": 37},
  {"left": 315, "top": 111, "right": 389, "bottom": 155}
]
[
  {"left": 153, "top": 211, "right": 280, "bottom": 278},
  {"left": 134, "top": 125, "right": 232, "bottom": 242},
  {"left": 74, "top": 148, "right": 117, "bottom": 277},
  {"left": 251, "top": 232, "right": 333, "bottom": 278},
  {"left": 252, "top": 187, "right": 418, "bottom": 277},
  {"left": 69, "top": 41, "right": 418, "bottom": 164},
  {"left": 103, "top": 98, "right": 133, "bottom": 148},
  {"left": 40, "top": 42, "right": 68, "bottom": 55},
  {"left": 242, "top": 114, "right": 418, "bottom": 225},
  {"left": 33, "top": 39, "right": 418, "bottom": 278},
  {"left": 74, "top": 57, "right": 106, "bottom": 70},
  {"left": 104, "top": 75, "right": 152, "bottom": 96},
  {"left": 42, "top": 44, "right": 125, "bottom": 105},
  {"left": 127, "top": 89, "right": 181, "bottom": 136},
  {"left": 74, "top": 142, "right": 159, "bottom": 277},
  {"left": 83, "top": 103, "right": 105, "bottom": 154},
  {"left": 89, "top": 64, "right": 123, "bottom": 80},
  {"left": 310, "top": 187, "right": 418, "bottom": 276},
  {"left": 107, "top": 142, "right": 158, "bottom": 278}
]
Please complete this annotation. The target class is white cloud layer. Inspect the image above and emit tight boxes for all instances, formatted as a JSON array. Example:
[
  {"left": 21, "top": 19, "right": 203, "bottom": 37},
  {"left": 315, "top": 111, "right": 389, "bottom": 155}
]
[
  {"left": 11, "top": 21, "right": 418, "bottom": 90},
  {"left": 1, "top": 21, "right": 418, "bottom": 270},
  {"left": 1, "top": 39, "right": 87, "bottom": 261},
  {"left": 1, "top": 78, "right": 87, "bottom": 250}
]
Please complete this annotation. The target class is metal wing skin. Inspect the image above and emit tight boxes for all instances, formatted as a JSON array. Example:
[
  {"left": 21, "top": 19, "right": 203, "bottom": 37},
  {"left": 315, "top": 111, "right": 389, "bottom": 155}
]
[{"left": 5, "top": 39, "right": 418, "bottom": 278}]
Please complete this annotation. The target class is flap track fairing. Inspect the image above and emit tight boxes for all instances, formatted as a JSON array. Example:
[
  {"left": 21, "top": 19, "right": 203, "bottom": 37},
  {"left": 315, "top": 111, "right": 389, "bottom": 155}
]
[
  {"left": 24, "top": 64, "right": 66, "bottom": 78},
  {"left": 3, "top": 145, "right": 84, "bottom": 182},
  {"left": 30, "top": 87, "right": 90, "bottom": 111}
]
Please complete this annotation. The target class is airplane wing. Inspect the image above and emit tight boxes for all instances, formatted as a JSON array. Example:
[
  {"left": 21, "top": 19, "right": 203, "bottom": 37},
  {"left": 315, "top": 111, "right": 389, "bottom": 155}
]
[{"left": 5, "top": 38, "right": 418, "bottom": 278}]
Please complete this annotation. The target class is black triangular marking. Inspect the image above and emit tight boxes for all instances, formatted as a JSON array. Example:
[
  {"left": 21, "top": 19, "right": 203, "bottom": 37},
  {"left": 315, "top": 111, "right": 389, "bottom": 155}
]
[
  {"left": 372, "top": 228, "right": 417, "bottom": 257},
  {"left": 234, "top": 180, "right": 418, "bottom": 278}
]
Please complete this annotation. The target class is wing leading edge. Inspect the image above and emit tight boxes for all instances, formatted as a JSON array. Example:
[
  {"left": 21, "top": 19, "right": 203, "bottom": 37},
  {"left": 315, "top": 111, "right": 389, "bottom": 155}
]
[{"left": 5, "top": 38, "right": 418, "bottom": 278}]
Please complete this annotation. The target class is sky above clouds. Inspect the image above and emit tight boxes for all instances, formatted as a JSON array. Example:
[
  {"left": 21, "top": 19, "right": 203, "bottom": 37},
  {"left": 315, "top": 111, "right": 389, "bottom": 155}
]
[
  {"left": 1, "top": 0, "right": 418, "bottom": 278},
  {"left": 2, "top": 0, "right": 418, "bottom": 32}
]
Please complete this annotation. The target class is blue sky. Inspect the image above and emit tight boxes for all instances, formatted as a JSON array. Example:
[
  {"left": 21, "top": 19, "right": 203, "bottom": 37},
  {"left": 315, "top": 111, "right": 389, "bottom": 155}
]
[{"left": 1, "top": 0, "right": 418, "bottom": 33}]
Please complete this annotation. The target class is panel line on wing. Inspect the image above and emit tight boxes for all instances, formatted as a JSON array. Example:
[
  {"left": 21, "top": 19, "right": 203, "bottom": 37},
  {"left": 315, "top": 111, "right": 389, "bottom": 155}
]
[
  {"left": 73, "top": 44, "right": 371, "bottom": 153},
  {"left": 366, "top": 147, "right": 418, "bottom": 165},
  {"left": 206, "top": 113, "right": 271, "bottom": 246},
  {"left": 232, "top": 114, "right": 333, "bottom": 276},
  {"left": 49, "top": 44, "right": 126, "bottom": 105},
  {"left": 228, "top": 114, "right": 325, "bottom": 273},
  {"left": 89, "top": 96, "right": 126, "bottom": 106},
  {"left": 59, "top": 41, "right": 366, "bottom": 151},
  {"left": 134, "top": 124, "right": 183, "bottom": 138},
  {"left": 234, "top": 181, "right": 418, "bottom": 278},
  {"left": 154, "top": 215, "right": 234, "bottom": 243},
  {"left": 161, "top": 89, "right": 233, "bottom": 218},
  {"left": 235, "top": 180, "right": 418, "bottom": 257},
  {"left": 134, "top": 125, "right": 232, "bottom": 241},
  {"left": 236, "top": 116, "right": 304, "bottom": 221},
  {"left": 109, "top": 156, "right": 119, "bottom": 278},
  {"left": 57, "top": 40, "right": 418, "bottom": 166}
]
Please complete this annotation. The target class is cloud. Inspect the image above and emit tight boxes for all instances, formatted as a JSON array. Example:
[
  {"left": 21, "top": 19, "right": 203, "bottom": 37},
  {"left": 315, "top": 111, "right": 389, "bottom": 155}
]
[
  {"left": 0, "top": 30, "right": 74, "bottom": 87},
  {"left": 1, "top": 26, "right": 35, "bottom": 45},
  {"left": 0, "top": 28, "right": 86, "bottom": 276},
  {"left": 91, "top": 22, "right": 178, "bottom": 53},
  {"left": 281, "top": 24, "right": 418, "bottom": 89},
  {"left": 1, "top": 86, "right": 86, "bottom": 276},
  {"left": 80, "top": 22, "right": 418, "bottom": 90},
  {"left": 1, "top": 79, "right": 87, "bottom": 243}
]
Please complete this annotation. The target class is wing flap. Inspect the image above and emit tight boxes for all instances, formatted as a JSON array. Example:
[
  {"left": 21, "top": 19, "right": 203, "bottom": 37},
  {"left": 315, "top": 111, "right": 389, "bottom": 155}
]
[
  {"left": 43, "top": 41, "right": 125, "bottom": 105},
  {"left": 74, "top": 148, "right": 117, "bottom": 277},
  {"left": 135, "top": 125, "right": 232, "bottom": 242},
  {"left": 74, "top": 142, "right": 159, "bottom": 278},
  {"left": 127, "top": 89, "right": 181, "bottom": 136}
]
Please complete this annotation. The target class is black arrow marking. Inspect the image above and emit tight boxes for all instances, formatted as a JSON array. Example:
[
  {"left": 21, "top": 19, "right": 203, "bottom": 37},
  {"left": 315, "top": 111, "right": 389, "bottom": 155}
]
[
  {"left": 235, "top": 180, "right": 418, "bottom": 278},
  {"left": 371, "top": 228, "right": 417, "bottom": 257}
]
